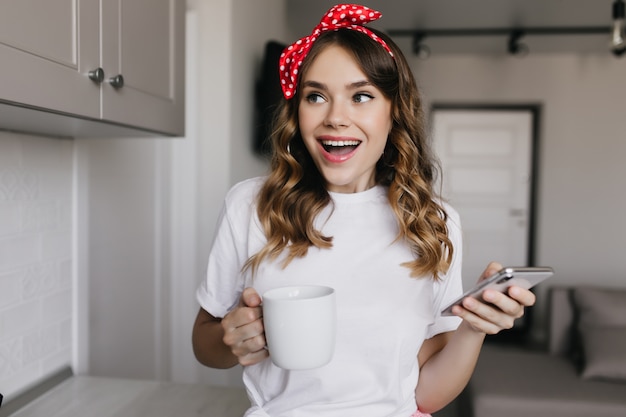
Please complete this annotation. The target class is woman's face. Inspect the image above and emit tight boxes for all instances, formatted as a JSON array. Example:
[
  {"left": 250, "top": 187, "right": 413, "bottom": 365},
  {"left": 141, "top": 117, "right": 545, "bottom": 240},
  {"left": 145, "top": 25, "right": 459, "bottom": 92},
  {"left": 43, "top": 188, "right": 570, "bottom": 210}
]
[{"left": 298, "top": 45, "right": 392, "bottom": 193}]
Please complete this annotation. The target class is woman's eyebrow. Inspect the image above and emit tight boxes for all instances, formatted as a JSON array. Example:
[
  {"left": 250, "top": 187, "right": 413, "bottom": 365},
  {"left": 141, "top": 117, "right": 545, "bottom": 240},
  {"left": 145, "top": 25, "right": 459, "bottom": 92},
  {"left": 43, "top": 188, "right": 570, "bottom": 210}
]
[
  {"left": 349, "top": 80, "right": 373, "bottom": 89},
  {"left": 301, "top": 80, "right": 327, "bottom": 90},
  {"left": 301, "top": 79, "right": 373, "bottom": 90}
]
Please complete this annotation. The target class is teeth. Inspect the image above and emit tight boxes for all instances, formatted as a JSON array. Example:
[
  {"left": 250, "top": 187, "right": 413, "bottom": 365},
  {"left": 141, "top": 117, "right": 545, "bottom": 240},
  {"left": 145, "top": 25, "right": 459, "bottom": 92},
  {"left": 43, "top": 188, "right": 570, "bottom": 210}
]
[{"left": 321, "top": 140, "right": 360, "bottom": 147}]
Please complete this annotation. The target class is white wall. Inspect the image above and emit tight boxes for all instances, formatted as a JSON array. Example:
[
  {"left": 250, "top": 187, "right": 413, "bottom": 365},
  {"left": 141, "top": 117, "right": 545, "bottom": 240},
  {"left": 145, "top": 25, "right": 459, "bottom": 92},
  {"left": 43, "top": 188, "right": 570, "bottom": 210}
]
[
  {"left": 75, "top": 137, "right": 172, "bottom": 380},
  {"left": 412, "top": 53, "right": 626, "bottom": 339},
  {"left": 229, "top": 1, "right": 285, "bottom": 183}
]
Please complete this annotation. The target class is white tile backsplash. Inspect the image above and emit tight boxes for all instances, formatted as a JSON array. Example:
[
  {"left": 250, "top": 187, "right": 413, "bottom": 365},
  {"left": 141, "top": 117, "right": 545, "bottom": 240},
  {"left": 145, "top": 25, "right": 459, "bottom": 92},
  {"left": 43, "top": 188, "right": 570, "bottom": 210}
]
[
  {"left": 41, "top": 231, "right": 71, "bottom": 261},
  {"left": 0, "top": 300, "right": 41, "bottom": 341},
  {"left": 0, "top": 234, "right": 41, "bottom": 269},
  {"left": 0, "top": 131, "right": 73, "bottom": 399},
  {"left": 41, "top": 290, "right": 72, "bottom": 324},
  {"left": 0, "top": 168, "right": 39, "bottom": 200},
  {"left": 22, "top": 201, "right": 60, "bottom": 232},
  {"left": 0, "top": 204, "right": 20, "bottom": 235},
  {"left": 0, "top": 339, "right": 22, "bottom": 376},
  {"left": 0, "top": 271, "right": 22, "bottom": 306}
]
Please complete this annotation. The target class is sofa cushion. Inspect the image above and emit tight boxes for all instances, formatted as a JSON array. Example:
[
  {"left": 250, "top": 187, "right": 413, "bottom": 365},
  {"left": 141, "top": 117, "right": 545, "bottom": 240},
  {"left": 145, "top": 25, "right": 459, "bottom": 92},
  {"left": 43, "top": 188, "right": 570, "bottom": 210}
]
[
  {"left": 573, "top": 287, "right": 626, "bottom": 382},
  {"left": 578, "top": 326, "right": 626, "bottom": 381},
  {"left": 573, "top": 287, "right": 626, "bottom": 326},
  {"left": 468, "top": 344, "right": 626, "bottom": 417}
]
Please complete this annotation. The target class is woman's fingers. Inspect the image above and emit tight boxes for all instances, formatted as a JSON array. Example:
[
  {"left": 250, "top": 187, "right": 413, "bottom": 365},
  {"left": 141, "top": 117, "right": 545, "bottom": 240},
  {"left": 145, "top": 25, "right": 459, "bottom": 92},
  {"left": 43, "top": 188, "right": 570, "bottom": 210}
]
[
  {"left": 455, "top": 285, "right": 536, "bottom": 334},
  {"left": 221, "top": 289, "right": 268, "bottom": 365}
]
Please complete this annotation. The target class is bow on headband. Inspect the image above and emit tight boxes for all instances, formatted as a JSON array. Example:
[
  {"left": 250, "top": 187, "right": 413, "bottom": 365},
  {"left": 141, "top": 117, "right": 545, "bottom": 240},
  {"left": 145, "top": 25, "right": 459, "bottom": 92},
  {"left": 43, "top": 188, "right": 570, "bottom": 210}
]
[{"left": 278, "top": 3, "right": 394, "bottom": 99}]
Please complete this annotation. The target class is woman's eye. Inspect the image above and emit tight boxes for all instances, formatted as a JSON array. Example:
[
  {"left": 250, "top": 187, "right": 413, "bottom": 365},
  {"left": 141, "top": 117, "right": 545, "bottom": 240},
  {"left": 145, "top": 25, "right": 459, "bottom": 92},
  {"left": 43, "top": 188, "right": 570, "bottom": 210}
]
[
  {"left": 353, "top": 93, "right": 373, "bottom": 103},
  {"left": 305, "top": 93, "right": 325, "bottom": 104}
]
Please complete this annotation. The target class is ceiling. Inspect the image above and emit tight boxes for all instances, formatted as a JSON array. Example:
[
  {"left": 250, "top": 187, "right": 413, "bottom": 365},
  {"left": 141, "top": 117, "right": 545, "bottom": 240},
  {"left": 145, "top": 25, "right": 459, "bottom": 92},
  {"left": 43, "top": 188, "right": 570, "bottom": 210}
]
[{"left": 286, "top": 0, "right": 619, "bottom": 55}]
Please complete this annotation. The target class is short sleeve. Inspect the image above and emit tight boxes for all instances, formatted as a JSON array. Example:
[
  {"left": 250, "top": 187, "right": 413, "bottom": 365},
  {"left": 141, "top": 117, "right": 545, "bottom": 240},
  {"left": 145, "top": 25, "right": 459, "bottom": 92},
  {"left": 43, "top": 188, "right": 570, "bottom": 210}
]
[
  {"left": 195, "top": 178, "right": 264, "bottom": 318},
  {"left": 426, "top": 204, "right": 463, "bottom": 338}
]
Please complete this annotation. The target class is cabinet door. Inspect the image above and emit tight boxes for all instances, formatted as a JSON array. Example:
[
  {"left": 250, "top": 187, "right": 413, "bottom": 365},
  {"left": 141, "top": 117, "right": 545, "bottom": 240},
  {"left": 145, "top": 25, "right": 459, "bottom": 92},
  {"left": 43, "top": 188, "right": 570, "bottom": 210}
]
[
  {"left": 0, "top": 0, "right": 100, "bottom": 118},
  {"left": 101, "top": 0, "right": 185, "bottom": 136}
]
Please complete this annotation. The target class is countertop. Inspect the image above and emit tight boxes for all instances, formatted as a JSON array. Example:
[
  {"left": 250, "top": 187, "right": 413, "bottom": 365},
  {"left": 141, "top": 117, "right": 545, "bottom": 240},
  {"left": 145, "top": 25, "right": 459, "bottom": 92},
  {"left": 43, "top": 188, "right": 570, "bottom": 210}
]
[{"left": 6, "top": 376, "right": 250, "bottom": 417}]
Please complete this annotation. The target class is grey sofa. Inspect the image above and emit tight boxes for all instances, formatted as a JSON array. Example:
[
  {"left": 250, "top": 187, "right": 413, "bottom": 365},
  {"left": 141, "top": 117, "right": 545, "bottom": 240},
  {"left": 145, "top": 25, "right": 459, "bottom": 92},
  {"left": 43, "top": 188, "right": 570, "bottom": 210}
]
[{"left": 464, "top": 286, "right": 626, "bottom": 417}]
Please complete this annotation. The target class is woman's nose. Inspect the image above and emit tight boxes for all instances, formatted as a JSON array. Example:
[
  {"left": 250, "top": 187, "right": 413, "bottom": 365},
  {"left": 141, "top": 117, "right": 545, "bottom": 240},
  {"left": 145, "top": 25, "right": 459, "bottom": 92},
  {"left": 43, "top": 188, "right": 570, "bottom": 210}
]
[{"left": 324, "top": 101, "right": 350, "bottom": 128}]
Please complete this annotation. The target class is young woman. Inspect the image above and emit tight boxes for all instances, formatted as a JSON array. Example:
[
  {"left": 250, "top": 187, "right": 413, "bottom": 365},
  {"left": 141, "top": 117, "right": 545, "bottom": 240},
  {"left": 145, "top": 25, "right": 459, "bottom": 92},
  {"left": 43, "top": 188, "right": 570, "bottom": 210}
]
[{"left": 192, "top": 4, "right": 534, "bottom": 416}]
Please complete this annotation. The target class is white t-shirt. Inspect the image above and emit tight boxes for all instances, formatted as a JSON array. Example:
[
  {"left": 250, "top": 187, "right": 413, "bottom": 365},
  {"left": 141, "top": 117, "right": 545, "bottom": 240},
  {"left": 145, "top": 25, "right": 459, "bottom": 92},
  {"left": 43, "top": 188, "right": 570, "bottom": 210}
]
[{"left": 196, "top": 177, "right": 463, "bottom": 417}]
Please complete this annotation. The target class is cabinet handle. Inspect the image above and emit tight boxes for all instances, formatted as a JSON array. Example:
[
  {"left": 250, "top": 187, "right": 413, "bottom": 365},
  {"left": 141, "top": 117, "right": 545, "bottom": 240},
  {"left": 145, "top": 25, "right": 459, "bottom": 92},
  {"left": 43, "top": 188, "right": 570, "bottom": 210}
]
[
  {"left": 88, "top": 68, "right": 105, "bottom": 83},
  {"left": 109, "top": 74, "right": 125, "bottom": 89}
]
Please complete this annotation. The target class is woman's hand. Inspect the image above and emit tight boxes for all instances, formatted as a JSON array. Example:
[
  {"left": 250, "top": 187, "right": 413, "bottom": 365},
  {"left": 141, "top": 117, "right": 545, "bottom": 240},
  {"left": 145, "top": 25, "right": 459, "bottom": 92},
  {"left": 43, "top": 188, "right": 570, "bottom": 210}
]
[
  {"left": 221, "top": 287, "right": 269, "bottom": 366},
  {"left": 451, "top": 262, "right": 537, "bottom": 334},
  {"left": 415, "top": 262, "right": 536, "bottom": 412}
]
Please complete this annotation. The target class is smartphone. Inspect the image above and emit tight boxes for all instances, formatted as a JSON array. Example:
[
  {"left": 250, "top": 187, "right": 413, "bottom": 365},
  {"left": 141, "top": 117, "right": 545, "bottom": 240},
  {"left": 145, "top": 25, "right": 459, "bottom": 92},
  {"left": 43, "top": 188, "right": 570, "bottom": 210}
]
[{"left": 441, "top": 266, "right": 554, "bottom": 316}]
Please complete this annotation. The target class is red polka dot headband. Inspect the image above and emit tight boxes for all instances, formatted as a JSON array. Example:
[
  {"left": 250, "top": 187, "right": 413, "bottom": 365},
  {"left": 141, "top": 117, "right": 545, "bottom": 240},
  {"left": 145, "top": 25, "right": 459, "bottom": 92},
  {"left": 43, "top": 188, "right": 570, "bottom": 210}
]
[{"left": 278, "top": 3, "right": 394, "bottom": 100}]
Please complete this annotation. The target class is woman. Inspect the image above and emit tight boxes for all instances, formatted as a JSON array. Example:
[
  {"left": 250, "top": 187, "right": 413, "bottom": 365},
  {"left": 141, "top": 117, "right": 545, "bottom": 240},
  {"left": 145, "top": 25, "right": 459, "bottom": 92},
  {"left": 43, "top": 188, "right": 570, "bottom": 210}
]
[{"left": 192, "top": 4, "right": 534, "bottom": 416}]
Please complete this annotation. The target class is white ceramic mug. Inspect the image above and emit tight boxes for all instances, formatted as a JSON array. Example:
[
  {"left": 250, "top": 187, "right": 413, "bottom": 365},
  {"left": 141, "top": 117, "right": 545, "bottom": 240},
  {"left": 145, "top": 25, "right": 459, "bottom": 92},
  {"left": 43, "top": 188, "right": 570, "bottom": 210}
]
[{"left": 262, "top": 285, "right": 336, "bottom": 370}]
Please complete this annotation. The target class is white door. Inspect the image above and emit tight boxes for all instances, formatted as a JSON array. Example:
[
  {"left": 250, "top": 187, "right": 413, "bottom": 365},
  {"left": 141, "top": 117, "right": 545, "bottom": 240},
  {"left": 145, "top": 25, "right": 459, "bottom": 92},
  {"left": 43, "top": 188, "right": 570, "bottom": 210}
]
[{"left": 432, "top": 109, "right": 534, "bottom": 291}]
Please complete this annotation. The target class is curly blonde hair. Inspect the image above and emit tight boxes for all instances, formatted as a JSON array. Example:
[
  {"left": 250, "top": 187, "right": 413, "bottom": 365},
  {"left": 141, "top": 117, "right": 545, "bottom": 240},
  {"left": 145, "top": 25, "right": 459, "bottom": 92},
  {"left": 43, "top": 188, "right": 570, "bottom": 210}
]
[{"left": 244, "top": 28, "right": 453, "bottom": 279}]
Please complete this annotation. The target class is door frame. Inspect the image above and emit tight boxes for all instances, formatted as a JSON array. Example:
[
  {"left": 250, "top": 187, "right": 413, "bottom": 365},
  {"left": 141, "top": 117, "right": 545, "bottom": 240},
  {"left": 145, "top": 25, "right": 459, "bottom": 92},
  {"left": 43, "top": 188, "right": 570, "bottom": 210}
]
[{"left": 430, "top": 103, "right": 542, "bottom": 342}]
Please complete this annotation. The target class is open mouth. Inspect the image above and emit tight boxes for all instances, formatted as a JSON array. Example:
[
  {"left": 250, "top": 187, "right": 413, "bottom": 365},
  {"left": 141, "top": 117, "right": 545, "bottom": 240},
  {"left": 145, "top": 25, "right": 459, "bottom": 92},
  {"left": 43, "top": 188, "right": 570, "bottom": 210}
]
[{"left": 320, "top": 139, "right": 361, "bottom": 156}]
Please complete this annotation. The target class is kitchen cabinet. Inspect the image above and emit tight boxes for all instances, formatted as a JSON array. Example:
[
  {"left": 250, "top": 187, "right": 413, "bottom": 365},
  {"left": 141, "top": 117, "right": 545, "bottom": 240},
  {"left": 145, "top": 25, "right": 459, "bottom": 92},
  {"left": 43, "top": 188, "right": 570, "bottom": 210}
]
[{"left": 0, "top": 0, "right": 185, "bottom": 137}]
